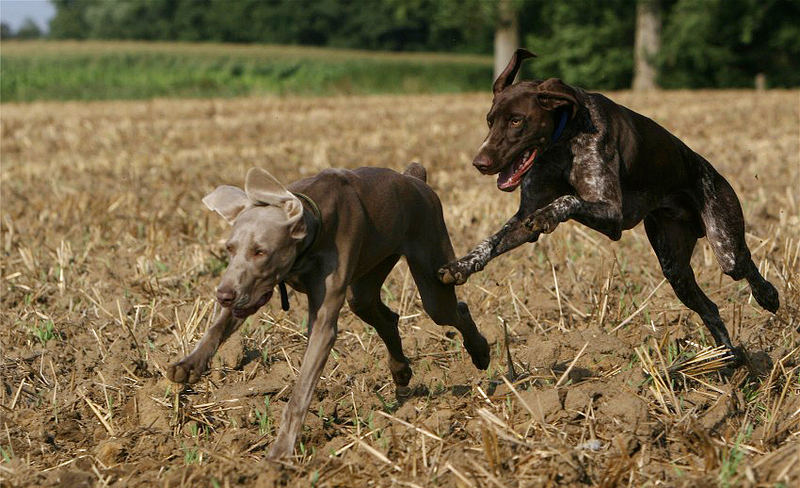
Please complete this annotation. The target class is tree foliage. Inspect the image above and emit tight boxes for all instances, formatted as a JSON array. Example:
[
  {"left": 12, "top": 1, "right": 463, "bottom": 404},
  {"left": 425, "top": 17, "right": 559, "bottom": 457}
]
[
  {"left": 45, "top": 0, "right": 800, "bottom": 88},
  {"left": 0, "top": 22, "right": 13, "bottom": 40},
  {"left": 523, "top": 0, "right": 635, "bottom": 89},
  {"left": 659, "top": 0, "right": 800, "bottom": 88},
  {"left": 2, "top": 18, "right": 45, "bottom": 40},
  {"left": 46, "top": 0, "right": 495, "bottom": 52}
]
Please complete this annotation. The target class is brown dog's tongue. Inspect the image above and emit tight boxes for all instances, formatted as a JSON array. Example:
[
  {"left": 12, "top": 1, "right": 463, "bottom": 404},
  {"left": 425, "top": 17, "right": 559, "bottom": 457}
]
[
  {"left": 497, "top": 149, "right": 538, "bottom": 192},
  {"left": 497, "top": 165, "right": 517, "bottom": 190}
]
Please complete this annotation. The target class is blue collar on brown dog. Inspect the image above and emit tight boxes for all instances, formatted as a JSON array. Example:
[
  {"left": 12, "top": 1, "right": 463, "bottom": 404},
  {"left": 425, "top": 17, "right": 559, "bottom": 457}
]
[{"left": 552, "top": 109, "right": 569, "bottom": 143}]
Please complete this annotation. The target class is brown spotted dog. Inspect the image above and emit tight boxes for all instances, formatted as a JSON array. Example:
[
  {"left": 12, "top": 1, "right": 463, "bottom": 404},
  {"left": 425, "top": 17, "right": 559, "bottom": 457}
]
[{"left": 439, "top": 49, "right": 779, "bottom": 357}]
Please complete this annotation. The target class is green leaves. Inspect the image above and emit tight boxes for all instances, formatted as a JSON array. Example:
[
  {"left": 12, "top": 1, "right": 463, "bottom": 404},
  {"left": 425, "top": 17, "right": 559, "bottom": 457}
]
[{"left": 33, "top": 0, "right": 800, "bottom": 90}]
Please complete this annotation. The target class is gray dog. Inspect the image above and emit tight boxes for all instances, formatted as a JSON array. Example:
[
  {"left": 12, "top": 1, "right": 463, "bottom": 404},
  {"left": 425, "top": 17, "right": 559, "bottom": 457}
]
[{"left": 167, "top": 164, "right": 490, "bottom": 459}]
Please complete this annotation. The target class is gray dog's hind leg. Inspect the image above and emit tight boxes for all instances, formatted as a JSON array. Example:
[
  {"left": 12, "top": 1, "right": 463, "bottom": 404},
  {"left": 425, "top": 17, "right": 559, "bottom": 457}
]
[
  {"left": 406, "top": 249, "right": 490, "bottom": 370},
  {"left": 644, "top": 214, "right": 736, "bottom": 350},
  {"left": 699, "top": 168, "right": 780, "bottom": 313},
  {"left": 347, "top": 255, "right": 413, "bottom": 386}
]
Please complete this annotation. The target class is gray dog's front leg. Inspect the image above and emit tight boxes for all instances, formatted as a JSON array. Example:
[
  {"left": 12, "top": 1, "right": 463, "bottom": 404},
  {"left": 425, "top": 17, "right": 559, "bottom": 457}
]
[
  {"left": 439, "top": 215, "right": 539, "bottom": 285},
  {"left": 167, "top": 307, "right": 243, "bottom": 384},
  {"left": 267, "top": 288, "right": 344, "bottom": 460}
]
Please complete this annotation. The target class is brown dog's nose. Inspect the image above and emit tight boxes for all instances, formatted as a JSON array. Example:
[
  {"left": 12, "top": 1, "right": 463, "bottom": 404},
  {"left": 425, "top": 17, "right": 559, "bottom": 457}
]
[
  {"left": 472, "top": 153, "right": 493, "bottom": 172},
  {"left": 216, "top": 286, "right": 236, "bottom": 307}
]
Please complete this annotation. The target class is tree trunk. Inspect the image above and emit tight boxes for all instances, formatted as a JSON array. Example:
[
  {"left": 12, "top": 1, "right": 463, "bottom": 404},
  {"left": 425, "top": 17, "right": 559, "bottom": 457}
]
[
  {"left": 632, "top": 0, "right": 661, "bottom": 91},
  {"left": 494, "top": 0, "right": 519, "bottom": 81}
]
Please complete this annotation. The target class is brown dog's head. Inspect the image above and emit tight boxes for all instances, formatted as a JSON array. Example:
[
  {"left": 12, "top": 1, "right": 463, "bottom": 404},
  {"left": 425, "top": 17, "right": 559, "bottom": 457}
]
[
  {"left": 203, "top": 168, "right": 307, "bottom": 318},
  {"left": 474, "top": 49, "right": 580, "bottom": 191}
]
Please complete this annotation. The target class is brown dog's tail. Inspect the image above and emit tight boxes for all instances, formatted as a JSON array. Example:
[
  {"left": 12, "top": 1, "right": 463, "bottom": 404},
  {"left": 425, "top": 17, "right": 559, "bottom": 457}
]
[{"left": 404, "top": 162, "right": 427, "bottom": 182}]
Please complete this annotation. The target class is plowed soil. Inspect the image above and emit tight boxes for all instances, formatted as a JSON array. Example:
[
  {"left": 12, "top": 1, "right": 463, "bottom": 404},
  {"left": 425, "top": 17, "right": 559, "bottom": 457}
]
[{"left": 1, "top": 90, "right": 798, "bottom": 487}]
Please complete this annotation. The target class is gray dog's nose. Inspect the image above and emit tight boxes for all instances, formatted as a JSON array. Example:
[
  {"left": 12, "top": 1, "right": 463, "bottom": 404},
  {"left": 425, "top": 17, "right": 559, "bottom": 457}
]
[{"left": 216, "top": 286, "right": 236, "bottom": 306}]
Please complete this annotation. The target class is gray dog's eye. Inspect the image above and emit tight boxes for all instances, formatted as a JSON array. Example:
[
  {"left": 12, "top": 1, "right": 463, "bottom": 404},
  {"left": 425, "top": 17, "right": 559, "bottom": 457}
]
[{"left": 253, "top": 249, "right": 266, "bottom": 257}]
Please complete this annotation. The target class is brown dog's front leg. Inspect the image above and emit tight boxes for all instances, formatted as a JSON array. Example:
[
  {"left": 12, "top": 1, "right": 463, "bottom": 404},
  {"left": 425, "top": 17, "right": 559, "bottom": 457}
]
[
  {"left": 167, "top": 307, "right": 243, "bottom": 384},
  {"left": 267, "top": 289, "right": 344, "bottom": 460},
  {"left": 439, "top": 216, "right": 539, "bottom": 285},
  {"left": 525, "top": 195, "right": 623, "bottom": 240}
]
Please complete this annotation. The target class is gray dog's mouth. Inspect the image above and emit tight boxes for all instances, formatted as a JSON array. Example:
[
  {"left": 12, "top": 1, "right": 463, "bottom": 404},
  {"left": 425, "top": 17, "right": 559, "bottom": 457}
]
[
  {"left": 232, "top": 290, "right": 273, "bottom": 318},
  {"left": 497, "top": 148, "right": 538, "bottom": 192}
]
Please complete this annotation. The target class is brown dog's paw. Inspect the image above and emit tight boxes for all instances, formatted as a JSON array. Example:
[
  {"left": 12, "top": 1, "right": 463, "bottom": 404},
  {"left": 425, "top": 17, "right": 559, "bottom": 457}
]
[
  {"left": 438, "top": 263, "right": 468, "bottom": 285},
  {"left": 525, "top": 209, "right": 560, "bottom": 234},
  {"left": 752, "top": 281, "right": 779, "bottom": 313},
  {"left": 166, "top": 355, "right": 207, "bottom": 384}
]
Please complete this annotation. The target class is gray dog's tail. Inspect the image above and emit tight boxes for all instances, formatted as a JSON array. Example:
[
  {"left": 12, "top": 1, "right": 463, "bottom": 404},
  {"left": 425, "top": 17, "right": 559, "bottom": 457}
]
[{"left": 404, "top": 162, "right": 427, "bottom": 182}]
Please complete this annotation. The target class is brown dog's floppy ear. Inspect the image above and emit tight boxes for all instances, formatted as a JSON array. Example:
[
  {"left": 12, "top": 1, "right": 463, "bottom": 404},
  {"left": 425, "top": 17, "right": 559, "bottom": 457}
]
[
  {"left": 536, "top": 78, "right": 580, "bottom": 118},
  {"left": 493, "top": 48, "right": 537, "bottom": 95},
  {"left": 202, "top": 185, "right": 250, "bottom": 225}
]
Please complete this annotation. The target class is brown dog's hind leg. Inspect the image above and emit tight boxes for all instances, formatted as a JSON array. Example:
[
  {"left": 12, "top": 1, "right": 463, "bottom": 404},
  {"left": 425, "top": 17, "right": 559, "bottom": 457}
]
[
  {"left": 348, "top": 255, "right": 413, "bottom": 386},
  {"left": 699, "top": 169, "right": 779, "bottom": 313},
  {"left": 644, "top": 213, "right": 735, "bottom": 351},
  {"left": 406, "top": 250, "right": 490, "bottom": 370}
]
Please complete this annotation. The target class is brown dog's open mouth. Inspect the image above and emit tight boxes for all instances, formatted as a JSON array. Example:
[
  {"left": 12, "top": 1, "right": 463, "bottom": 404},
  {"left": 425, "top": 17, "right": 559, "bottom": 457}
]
[
  {"left": 497, "top": 148, "right": 537, "bottom": 191},
  {"left": 232, "top": 290, "right": 273, "bottom": 318}
]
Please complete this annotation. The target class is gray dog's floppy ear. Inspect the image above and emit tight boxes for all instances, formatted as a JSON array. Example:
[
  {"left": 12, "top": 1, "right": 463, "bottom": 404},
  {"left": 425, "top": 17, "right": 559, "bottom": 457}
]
[
  {"left": 245, "top": 167, "right": 294, "bottom": 205},
  {"left": 202, "top": 185, "right": 250, "bottom": 224},
  {"left": 493, "top": 48, "right": 536, "bottom": 95},
  {"left": 536, "top": 78, "right": 580, "bottom": 118},
  {"left": 245, "top": 167, "right": 306, "bottom": 240},
  {"left": 283, "top": 198, "right": 307, "bottom": 241}
]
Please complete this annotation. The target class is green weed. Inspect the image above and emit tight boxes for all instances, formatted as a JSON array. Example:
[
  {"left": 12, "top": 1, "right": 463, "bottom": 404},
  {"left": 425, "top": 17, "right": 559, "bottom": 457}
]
[
  {"left": 30, "top": 319, "right": 56, "bottom": 346},
  {"left": 254, "top": 396, "right": 272, "bottom": 436}
]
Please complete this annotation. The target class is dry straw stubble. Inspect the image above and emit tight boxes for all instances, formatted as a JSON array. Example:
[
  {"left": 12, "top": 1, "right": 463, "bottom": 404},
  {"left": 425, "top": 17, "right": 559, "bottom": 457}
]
[{"left": 1, "top": 90, "right": 798, "bottom": 486}]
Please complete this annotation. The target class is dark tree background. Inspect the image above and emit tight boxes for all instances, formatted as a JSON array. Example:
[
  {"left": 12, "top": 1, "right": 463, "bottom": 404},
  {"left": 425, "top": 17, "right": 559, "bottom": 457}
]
[{"left": 44, "top": 0, "right": 800, "bottom": 89}]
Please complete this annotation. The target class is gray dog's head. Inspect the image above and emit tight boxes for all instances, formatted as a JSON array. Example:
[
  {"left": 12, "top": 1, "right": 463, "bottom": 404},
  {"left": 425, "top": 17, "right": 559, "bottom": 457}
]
[{"left": 203, "top": 168, "right": 307, "bottom": 318}]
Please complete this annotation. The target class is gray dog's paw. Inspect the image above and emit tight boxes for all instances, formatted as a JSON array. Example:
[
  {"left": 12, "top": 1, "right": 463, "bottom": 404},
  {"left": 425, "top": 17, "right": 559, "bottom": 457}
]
[
  {"left": 166, "top": 355, "right": 208, "bottom": 384},
  {"left": 389, "top": 358, "right": 413, "bottom": 387},
  {"left": 266, "top": 437, "right": 293, "bottom": 460},
  {"left": 438, "top": 262, "right": 468, "bottom": 285},
  {"left": 456, "top": 302, "right": 490, "bottom": 370},
  {"left": 469, "top": 335, "right": 491, "bottom": 371}
]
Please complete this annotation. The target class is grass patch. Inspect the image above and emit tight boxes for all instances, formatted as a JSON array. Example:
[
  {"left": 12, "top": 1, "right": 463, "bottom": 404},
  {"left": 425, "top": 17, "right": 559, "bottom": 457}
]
[
  {"left": 1, "top": 40, "right": 492, "bottom": 102},
  {"left": 29, "top": 319, "right": 56, "bottom": 346}
]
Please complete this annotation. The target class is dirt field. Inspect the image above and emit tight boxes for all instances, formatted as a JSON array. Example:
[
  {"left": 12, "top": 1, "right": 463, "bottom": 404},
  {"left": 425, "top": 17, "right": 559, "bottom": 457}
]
[{"left": 1, "top": 90, "right": 798, "bottom": 487}]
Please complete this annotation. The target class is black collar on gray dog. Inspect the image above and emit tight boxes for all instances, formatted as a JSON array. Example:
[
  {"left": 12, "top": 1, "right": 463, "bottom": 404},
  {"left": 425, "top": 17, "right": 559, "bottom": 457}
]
[
  {"left": 278, "top": 192, "right": 322, "bottom": 311},
  {"left": 278, "top": 282, "right": 290, "bottom": 311}
]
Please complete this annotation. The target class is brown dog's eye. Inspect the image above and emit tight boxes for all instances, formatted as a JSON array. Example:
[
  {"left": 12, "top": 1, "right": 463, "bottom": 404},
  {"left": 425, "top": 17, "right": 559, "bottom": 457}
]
[
  {"left": 253, "top": 249, "right": 266, "bottom": 257},
  {"left": 226, "top": 244, "right": 235, "bottom": 254},
  {"left": 510, "top": 117, "right": 523, "bottom": 128}
]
